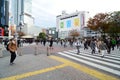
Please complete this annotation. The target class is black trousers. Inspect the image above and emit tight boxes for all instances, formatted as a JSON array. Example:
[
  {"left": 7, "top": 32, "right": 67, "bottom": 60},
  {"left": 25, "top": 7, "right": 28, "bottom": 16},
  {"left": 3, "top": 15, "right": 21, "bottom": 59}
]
[
  {"left": 10, "top": 51, "right": 16, "bottom": 63},
  {"left": 92, "top": 49, "right": 95, "bottom": 54}
]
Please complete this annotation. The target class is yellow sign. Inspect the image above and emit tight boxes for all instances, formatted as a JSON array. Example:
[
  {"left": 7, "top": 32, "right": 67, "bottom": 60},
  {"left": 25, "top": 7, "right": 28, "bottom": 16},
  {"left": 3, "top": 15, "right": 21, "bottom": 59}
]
[{"left": 74, "top": 18, "right": 80, "bottom": 27}]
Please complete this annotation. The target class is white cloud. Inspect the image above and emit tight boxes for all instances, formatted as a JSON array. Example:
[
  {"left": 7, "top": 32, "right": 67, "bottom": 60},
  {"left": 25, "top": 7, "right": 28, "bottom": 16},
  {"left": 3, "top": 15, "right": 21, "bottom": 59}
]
[{"left": 32, "top": 0, "right": 120, "bottom": 27}]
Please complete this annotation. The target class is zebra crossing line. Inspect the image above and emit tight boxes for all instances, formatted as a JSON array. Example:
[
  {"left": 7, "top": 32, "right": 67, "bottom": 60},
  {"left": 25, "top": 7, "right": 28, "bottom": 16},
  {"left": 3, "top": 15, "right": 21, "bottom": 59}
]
[
  {"left": 69, "top": 50, "right": 120, "bottom": 64},
  {"left": 57, "top": 49, "right": 120, "bottom": 77},
  {"left": 73, "top": 49, "right": 120, "bottom": 60}
]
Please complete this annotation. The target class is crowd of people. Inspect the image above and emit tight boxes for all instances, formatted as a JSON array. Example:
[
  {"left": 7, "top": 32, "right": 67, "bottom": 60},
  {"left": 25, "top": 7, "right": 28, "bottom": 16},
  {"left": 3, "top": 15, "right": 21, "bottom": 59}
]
[
  {"left": 50, "top": 37, "right": 120, "bottom": 58},
  {"left": 38, "top": 37, "right": 120, "bottom": 58},
  {"left": 0, "top": 36, "right": 120, "bottom": 65}
]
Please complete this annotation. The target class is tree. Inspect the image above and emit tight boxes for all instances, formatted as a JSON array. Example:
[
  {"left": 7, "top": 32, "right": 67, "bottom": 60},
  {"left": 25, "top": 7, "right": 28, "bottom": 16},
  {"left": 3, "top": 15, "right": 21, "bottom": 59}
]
[
  {"left": 87, "top": 12, "right": 120, "bottom": 37},
  {"left": 87, "top": 13, "right": 109, "bottom": 34},
  {"left": 69, "top": 29, "right": 80, "bottom": 39},
  {"left": 37, "top": 32, "right": 46, "bottom": 39},
  {"left": 106, "top": 11, "right": 120, "bottom": 37}
]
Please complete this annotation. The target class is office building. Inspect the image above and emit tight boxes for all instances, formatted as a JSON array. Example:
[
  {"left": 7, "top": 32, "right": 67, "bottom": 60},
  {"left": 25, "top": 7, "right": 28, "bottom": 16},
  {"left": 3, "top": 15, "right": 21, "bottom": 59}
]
[
  {"left": 0, "top": 0, "right": 9, "bottom": 36},
  {"left": 0, "top": 0, "right": 5, "bottom": 26},
  {"left": 10, "top": 0, "right": 34, "bottom": 36}
]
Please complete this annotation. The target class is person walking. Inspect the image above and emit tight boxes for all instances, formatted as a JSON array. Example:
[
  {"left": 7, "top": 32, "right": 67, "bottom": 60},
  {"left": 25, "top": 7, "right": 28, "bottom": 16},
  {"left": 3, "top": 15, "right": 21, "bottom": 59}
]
[
  {"left": 98, "top": 40, "right": 108, "bottom": 58},
  {"left": 49, "top": 38, "right": 53, "bottom": 49},
  {"left": 90, "top": 39, "right": 96, "bottom": 54},
  {"left": 84, "top": 39, "right": 88, "bottom": 50},
  {"left": 75, "top": 39, "right": 81, "bottom": 54},
  {"left": 63, "top": 39, "right": 67, "bottom": 47},
  {"left": 43, "top": 39, "right": 46, "bottom": 46},
  {"left": 111, "top": 38, "right": 116, "bottom": 50},
  {"left": 8, "top": 38, "right": 17, "bottom": 65},
  {"left": 106, "top": 38, "right": 112, "bottom": 54}
]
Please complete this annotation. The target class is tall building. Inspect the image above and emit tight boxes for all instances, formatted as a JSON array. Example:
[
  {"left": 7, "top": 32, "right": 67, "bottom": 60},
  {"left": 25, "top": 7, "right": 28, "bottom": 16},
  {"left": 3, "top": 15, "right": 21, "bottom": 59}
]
[
  {"left": 56, "top": 11, "right": 89, "bottom": 39},
  {"left": 11, "top": 0, "right": 22, "bottom": 26},
  {"left": 0, "top": 0, "right": 9, "bottom": 36},
  {"left": 0, "top": 0, "right": 5, "bottom": 26},
  {"left": 10, "top": 0, "right": 34, "bottom": 36},
  {"left": 0, "top": 0, "right": 9, "bottom": 26}
]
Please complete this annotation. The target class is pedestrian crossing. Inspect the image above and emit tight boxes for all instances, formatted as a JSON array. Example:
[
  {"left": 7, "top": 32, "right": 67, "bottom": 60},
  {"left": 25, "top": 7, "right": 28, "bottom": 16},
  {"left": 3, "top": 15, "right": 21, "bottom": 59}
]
[{"left": 57, "top": 49, "right": 120, "bottom": 77}]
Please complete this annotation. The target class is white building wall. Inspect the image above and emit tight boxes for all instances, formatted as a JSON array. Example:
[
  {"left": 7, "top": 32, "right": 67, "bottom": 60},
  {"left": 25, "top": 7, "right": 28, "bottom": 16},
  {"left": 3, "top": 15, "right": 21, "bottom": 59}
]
[
  {"left": 56, "top": 11, "right": 89, "bottom": 39},
  {"left": 23, "top": 15, "right": 34, "bottom": 35},
  {"left": 24, "top": 0, "right": 32, "bottom": 15}
]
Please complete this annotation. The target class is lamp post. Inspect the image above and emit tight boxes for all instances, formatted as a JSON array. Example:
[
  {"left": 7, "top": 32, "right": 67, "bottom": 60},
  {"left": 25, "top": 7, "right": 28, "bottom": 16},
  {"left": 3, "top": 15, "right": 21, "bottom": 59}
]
[{"left": 17, "top": 21, "right": 24, "bottom": 56}]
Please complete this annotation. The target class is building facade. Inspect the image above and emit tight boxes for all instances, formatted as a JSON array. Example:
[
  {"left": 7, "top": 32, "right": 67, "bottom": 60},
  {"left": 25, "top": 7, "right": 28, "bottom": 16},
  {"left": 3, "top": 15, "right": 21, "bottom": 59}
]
[
  {"left": 47, "top": 27, "right": 58, "bottom": 39},
  {"left": 56, "top": 11, "right": 89, "bottom": 39},
  {"left": 10, "top": 0, "right": 34, "bottom": 36},
  {"left": 0, "top": 0, "right": 5, "bottom": 26},
  {"left": 41, "top": 27, "right": 58, "bottom": 39},
  {"left": 22, "top": 13, "right": 34, "bottom": 35},
  {"left": 0, "top": 0, "right": 9, "bottom": 26},
  {"left": 0, "top": 0, "right": 9, "bottom": 36},
  {"left": 9, "top": 0, "right": 22, "bottom": 27}
]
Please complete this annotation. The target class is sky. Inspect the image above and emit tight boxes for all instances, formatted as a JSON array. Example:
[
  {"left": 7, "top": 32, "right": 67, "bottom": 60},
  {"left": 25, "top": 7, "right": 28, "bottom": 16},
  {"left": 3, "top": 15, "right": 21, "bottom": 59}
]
[{"left": 32, "top": 0, "right": 120, "bottom": 27}]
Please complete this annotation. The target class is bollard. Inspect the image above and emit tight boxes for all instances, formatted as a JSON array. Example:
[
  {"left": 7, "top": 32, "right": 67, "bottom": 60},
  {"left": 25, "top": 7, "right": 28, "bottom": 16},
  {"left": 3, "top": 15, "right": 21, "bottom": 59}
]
[
  {"left": 0, "top": 48, "right": 3, "bottom": 58},
  {"left": 47, "top": 46, "right": 50, "bottom": 56},
  {"left": 34, "top": 46, "right": 38, "bottom": 55},
  {"left": 18, "top": 47, "right": 22, "bottom": 56}
]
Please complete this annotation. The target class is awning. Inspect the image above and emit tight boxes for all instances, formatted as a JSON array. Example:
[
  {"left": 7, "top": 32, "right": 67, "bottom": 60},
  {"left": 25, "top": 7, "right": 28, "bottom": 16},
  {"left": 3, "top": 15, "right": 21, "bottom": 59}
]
[{"left": 21, "top": 35, "right": 33, "bottom": 38}]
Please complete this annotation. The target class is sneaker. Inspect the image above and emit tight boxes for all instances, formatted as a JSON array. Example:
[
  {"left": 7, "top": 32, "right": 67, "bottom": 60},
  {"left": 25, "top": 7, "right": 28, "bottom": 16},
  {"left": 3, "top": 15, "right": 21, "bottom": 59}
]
[
  {"left": 10, "top": 63, "right": 14, "bottom": 65},
  {"left": 101, "top": 55, "right": 104, "bottom": 58}
]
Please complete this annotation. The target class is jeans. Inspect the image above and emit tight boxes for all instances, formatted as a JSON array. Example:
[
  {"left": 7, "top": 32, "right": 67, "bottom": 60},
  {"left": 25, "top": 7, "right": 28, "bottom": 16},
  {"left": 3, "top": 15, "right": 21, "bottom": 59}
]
[{"left": 76, "top": 46, "right": 80, "bottom": 54}]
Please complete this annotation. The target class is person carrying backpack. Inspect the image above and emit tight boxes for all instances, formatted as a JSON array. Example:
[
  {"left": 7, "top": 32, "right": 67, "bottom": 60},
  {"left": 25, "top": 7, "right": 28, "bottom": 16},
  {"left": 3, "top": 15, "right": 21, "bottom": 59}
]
[{"left": 8, "top": 38, "right": 17, "bottom": 65}]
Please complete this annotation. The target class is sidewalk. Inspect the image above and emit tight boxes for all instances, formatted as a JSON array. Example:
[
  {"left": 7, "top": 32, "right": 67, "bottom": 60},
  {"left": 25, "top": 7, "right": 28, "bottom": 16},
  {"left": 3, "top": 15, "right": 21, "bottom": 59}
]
[{"left": 0, "top": 54, "right": 101, "bottom": 80}]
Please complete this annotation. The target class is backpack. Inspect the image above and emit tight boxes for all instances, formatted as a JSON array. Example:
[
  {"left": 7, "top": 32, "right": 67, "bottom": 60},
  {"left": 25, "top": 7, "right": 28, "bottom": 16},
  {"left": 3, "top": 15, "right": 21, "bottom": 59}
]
[{"left": 6, "top": 43, "right": 9, "bottom": 51}]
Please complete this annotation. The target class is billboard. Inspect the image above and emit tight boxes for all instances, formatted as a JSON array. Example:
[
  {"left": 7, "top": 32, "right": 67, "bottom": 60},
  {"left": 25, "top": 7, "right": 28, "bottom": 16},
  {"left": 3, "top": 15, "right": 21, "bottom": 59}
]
[
  {"left": 74, "top": 18, "right": 80, "bottom": 27},
  {"left": 59, "top": 15, "right": 81, "bottom": 31}
]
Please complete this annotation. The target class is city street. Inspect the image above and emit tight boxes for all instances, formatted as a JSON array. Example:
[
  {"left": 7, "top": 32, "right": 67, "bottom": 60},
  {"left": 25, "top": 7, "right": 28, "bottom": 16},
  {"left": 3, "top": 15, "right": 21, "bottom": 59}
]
[
  {"left": 0, "top": 42, "right": 120, "bottom": 80},
  {"left": 0, "top": 0, "right": 120, "bottom": 80}
]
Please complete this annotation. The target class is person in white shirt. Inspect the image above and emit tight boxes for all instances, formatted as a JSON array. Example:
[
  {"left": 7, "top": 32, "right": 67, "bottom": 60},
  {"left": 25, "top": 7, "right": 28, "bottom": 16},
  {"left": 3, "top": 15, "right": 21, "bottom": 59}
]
[{"left": 75, "top": 39, "right": 81, "bottom": 54}]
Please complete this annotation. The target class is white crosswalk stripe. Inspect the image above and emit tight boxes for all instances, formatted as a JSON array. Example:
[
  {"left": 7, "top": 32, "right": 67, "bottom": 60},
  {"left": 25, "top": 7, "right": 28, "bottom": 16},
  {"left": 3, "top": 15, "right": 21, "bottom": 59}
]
[
  {"left": 57, "top": 49, "right": 120, "bottom": 77},
  {"left": 75, "top": 49, "right": 120, "bottom": 60},
  {"left": 68, "top": 50, "right": 120, "bottom": 64}
]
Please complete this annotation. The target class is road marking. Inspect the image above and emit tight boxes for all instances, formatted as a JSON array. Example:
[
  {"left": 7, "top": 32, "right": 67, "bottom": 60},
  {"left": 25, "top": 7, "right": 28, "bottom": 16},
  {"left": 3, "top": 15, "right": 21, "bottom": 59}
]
[
  {"left": 0, "top": 64, "right": 67, "bottom": 80},
  {"left": 58, "top": 52, "right": 120, "bottom": 76},
  {"left": 64, "top": 51, "right": 120, "bottom": 68},
  {"left": 69, "top": 50, "right": 120, "bottom": 64},
  {"left": 50, "top": 55, "right": 119, "bottom": 80}
]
